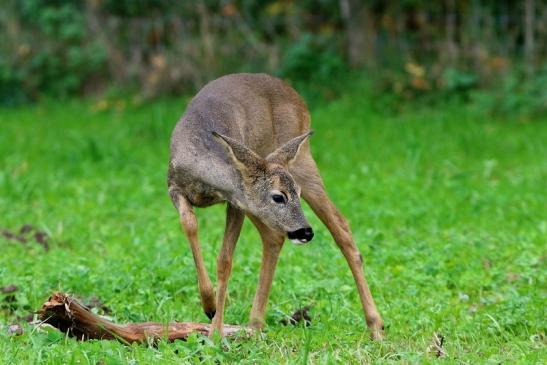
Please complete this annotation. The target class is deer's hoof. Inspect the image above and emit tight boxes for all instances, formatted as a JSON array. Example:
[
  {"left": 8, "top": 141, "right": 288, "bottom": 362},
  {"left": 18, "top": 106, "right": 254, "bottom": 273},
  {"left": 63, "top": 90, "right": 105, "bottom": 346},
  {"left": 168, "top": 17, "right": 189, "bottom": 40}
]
[
  {"left": 205, "top": 310, "right": 216, "bottom": 321},
  {"left": 369, "top": 322, "right": 385, "bottom": 341},
  {"left": 370, "top": 328, "right": 384, "bottom": 341},
  {"left": 248, "top": 318, "right": 265, "bottom": 331}
]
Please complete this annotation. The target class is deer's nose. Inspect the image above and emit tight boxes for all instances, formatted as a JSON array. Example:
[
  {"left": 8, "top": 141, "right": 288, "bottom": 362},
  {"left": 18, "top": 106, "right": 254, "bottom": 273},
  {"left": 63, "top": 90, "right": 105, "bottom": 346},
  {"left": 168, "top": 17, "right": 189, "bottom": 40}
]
[{"left": 288, "top": 227, "right": 314, "bottom": 243}]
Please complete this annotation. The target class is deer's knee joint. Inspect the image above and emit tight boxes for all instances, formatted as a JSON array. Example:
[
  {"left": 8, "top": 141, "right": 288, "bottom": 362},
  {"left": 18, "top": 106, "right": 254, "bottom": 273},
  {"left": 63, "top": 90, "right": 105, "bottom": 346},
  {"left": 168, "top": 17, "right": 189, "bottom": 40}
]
[
  {"left": 217, "top": 256, "right": 233, "bottom": 276},
  {"left": 217, "top": 268, "right": 232, "bottom": 280},
  {"left": 348, "top": 250, "right": 362, "bottom": 266},
  {"left": 340, "top": 245, "right": 363, "bottom": 266},
  {"left": 218, "top": 251, "right": 239, "bottom": 280}
]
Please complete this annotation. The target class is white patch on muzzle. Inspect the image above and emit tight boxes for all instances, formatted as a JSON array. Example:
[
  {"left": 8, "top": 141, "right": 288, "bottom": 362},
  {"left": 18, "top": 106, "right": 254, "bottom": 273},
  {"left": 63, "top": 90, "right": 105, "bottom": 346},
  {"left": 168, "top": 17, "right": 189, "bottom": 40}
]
[{"left": 290, "top": 238, "right": 310, "bottom": 245}]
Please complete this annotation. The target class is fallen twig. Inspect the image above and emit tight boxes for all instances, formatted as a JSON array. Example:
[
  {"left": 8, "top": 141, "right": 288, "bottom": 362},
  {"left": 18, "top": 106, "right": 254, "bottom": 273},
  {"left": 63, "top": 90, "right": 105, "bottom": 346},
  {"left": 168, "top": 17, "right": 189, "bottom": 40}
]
[{"left": 38, "top": 292, "right": 248, "bottom": 343}]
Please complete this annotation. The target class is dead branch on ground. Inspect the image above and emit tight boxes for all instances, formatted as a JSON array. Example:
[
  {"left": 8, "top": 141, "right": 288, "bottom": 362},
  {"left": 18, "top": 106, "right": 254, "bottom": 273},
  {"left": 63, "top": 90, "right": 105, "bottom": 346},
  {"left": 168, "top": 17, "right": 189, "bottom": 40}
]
[{"left": 38, "top": 292, "right": 248, "bottom": 344}]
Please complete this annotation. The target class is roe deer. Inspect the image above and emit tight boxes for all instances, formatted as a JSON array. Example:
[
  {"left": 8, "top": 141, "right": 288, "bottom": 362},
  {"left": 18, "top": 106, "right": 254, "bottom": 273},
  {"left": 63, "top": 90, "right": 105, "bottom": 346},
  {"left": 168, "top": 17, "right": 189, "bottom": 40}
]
[{"left": 168, "top": 73, "right": 384, "bottom": 340}]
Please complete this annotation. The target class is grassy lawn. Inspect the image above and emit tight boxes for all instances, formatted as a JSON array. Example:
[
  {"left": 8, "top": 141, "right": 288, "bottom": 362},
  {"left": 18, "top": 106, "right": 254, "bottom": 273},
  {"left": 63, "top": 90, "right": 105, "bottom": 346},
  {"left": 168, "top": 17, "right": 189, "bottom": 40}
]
[{"left": 0, "top": 92, "right": 545, "bottom": 364}]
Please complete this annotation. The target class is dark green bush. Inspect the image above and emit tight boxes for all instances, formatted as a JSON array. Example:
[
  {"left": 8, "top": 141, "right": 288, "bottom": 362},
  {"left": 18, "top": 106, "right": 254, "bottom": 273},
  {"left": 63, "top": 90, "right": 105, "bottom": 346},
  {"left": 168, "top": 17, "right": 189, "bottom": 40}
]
[
  {"left": 0, "top": 60, "right": 29, "bottom": 106},
  {"left": 442, "top": 68, "right": 478, "bottom": 100},
  {"left": 471, "top": 66, "right": 547, "bottom": 119},
  {"left": 278, "top": 33, "right": 346, "bottom": 106},
  {"left": 0, "top": 0, "right": 545, "bottom": 115},
  {"left": 0, "top": 0, "right": 106, "bottom": 105}
]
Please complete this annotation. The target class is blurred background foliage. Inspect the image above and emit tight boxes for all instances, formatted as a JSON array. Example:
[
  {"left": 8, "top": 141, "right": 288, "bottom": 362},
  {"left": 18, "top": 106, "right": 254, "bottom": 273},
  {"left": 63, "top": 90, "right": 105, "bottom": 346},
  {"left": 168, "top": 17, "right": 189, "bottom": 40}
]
[{"left": 1, "top": 0, "right": 546, "bottom": 116}]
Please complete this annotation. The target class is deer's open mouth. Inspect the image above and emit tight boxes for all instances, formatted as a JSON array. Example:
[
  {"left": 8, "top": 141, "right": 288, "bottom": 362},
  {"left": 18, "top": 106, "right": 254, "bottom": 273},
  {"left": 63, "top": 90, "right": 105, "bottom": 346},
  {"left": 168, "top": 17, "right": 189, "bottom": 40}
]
[{"left": 287, "top": 227, "right": 314, "bottom": 244}]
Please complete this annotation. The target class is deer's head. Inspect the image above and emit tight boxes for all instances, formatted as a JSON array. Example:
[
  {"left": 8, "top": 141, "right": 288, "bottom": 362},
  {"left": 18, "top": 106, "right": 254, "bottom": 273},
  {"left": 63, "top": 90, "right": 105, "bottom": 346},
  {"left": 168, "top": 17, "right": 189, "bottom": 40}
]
[{"left": 212, "top": 131, "right": 314, "bottom": 244}]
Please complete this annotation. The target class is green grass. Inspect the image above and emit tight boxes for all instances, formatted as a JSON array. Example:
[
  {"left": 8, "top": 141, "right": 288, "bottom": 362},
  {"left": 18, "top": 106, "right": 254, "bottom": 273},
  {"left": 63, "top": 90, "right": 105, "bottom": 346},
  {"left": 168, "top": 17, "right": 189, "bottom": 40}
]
[{"left": 0, "top": 92, "right": 545, "bottom": 364}]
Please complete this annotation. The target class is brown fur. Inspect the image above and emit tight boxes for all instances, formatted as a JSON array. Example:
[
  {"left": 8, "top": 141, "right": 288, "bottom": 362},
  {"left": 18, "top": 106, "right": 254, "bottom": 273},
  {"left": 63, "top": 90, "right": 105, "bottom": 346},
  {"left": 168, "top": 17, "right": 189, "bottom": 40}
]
[{"left": 168, "top": 73, "right": 384, "bottom": 340}]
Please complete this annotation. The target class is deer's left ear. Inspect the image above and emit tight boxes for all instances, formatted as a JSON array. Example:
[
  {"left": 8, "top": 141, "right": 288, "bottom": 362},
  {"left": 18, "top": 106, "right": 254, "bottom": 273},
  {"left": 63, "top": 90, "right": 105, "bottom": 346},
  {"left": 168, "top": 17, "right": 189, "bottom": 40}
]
[
  {"left": 266, "top": 131, "right": 314, "bottom": 166},
  {"left": 211, "top": 131, "right": 265, "bottom": 174}
]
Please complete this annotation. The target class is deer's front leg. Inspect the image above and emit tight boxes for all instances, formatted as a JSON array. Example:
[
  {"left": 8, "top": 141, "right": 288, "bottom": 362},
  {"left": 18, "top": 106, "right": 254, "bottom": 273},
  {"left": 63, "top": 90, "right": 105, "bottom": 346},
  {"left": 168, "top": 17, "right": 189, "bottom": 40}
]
[
  {"left": 302, "top": 188, "right": 384, "bottom": 340},
  {"left": 210, "top": 204, "right": 244, "bottom": 337},
  {"left": 170, "top": 189, "right": 216, "bottom": 320},
  {"left": 292, "top": 156, "right": 384, "bottom": 340},
  {"left": 247, "top": 215, "right": 285, "bottom": 329}
]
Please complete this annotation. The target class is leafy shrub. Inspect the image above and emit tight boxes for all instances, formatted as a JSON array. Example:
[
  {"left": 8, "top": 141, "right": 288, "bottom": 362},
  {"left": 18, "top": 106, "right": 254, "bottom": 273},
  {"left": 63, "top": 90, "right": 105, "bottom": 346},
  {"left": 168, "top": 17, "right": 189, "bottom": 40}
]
[
  {"left": 471, "top": 66, "right": 547, "bottom": 119},
  {"left": 441, "top": 68, "right": 478, "bottom": 100},
  {"left": 0, "top": 0, "right": 106, "bottom": 105},
  {"left": 372, "top": 60, "right": 547, "bottom": 118},
  {"left": 278, "top": 33, "right": 346, "bottom": 106},
  {"left": 0, "top": 59, "right": 29, "bottom": 106},
  {"left": 375, "top": 61, "right": 481, "bottom": 103},
  {"left": 102, "top": 0, "right": 172, "bottom": 17}
]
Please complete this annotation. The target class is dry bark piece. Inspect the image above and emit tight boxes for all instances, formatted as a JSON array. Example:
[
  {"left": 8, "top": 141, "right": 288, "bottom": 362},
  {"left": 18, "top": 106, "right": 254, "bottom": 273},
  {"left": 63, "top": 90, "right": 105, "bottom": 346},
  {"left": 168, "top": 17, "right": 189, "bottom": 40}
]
[
  {"left": 280, "top": 306, "right": 312, "bottom": 326},
  {"left": 1, "top": 229, "right": 15, "bottom": 240},
  {"left": 34, "top": 231, "right": 50, "bottom": 251},
  {"left": 38, "top": 292, "right": 250, "bottom": 344},
  {"left": 1, "top": 225, "right": 49, "bottom": 250},
  {"left": 19, "top": 224, "right": 35, "bottom": 235},
  {"left": 428, "top": 332, "right": 447, "bottom": 358},
  {"left": 1, "top": 228, "right": 26, "bottom": 243}
]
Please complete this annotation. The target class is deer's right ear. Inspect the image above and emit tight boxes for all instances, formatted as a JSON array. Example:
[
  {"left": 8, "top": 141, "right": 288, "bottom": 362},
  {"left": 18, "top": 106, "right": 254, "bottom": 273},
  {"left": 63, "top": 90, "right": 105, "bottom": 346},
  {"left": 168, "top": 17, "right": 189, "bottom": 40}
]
[
  {"left": 211, "top": 131, "right": 264, "bottom": 173},
  {"left": 266, "top": 130, "right": 314, "bottom": 166}
]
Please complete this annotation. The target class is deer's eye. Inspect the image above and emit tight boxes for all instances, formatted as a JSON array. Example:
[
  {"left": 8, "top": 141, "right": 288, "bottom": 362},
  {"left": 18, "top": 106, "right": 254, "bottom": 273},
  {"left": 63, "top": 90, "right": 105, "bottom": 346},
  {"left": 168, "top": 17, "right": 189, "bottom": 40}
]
[{"left": 271, "top": 193, "right": 286, "bottom": 204}]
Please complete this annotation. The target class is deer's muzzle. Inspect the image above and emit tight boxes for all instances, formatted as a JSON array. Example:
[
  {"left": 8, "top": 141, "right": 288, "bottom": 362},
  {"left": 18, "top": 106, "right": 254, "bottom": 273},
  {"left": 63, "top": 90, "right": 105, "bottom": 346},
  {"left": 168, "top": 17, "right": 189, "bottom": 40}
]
[{"left": 287, "top": 227, "right": 314, "bottom": 244}]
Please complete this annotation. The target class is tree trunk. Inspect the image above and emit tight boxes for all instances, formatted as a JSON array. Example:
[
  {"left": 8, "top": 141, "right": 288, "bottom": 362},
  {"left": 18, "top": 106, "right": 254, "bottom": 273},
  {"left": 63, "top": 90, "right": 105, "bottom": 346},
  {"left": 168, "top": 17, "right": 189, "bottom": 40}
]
[
  {"left": 445, "top": 0, "right": 458, "bottom": 64},
  {"left": 339, "top": 0, "right": 374, "bottom": 67},
  {"left": 524, "top": 0, "right": 535, "bottom": 75}
]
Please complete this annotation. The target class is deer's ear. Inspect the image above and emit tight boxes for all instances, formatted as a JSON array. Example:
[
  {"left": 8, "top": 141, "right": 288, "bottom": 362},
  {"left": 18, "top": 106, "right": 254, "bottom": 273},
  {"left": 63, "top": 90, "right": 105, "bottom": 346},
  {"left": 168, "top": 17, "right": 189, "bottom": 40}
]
[
  {"left": 266, "top": 131, "right": 314, "bottom": 166},
  {"left": 211, "top": 131, "right": 264, "bottom": 173}
]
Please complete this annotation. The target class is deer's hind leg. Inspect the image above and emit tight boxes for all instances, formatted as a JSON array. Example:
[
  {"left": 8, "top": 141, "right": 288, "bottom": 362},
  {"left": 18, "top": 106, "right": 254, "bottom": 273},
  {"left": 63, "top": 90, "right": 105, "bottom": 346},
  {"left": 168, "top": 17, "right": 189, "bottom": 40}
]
[
  {"left": 291, "top": 156, "right": 385, "bottom": 340},
  {"left": 169, "top": 188, "right": 216, "bottom": 320}
]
